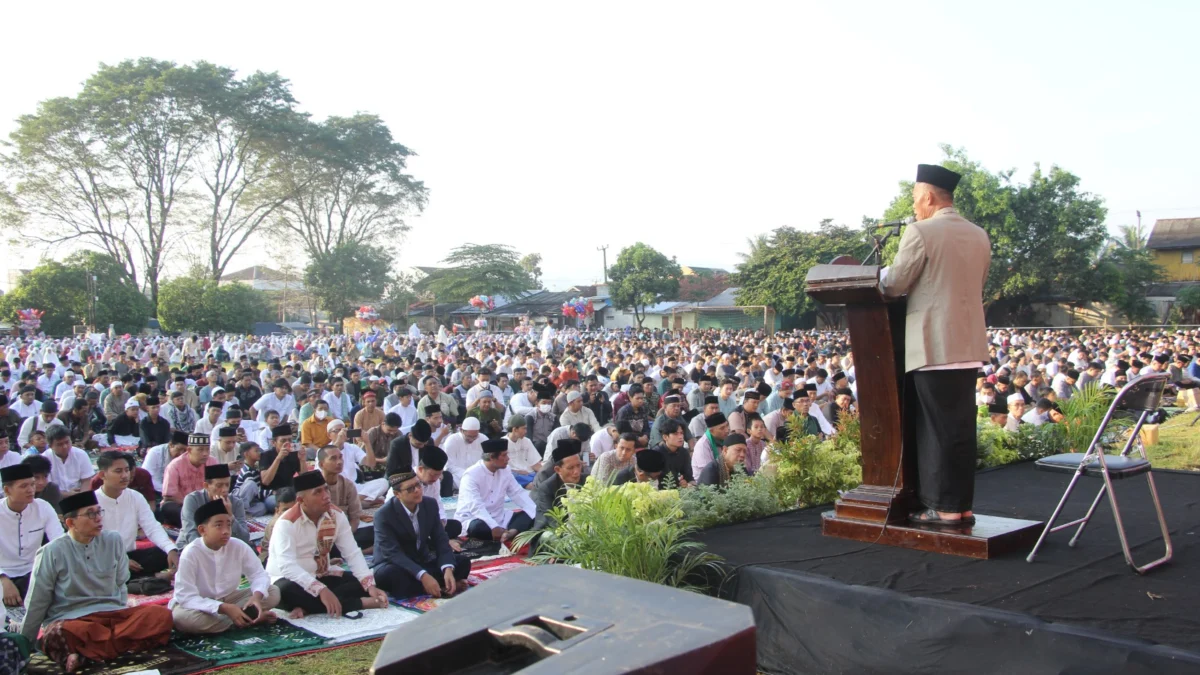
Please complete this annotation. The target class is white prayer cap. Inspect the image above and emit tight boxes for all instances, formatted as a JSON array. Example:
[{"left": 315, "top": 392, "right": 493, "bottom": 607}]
[
  {"left": 124, "top": 398, "right": 141, "bottom": 410},
  {"left": 462, "top": 417, "right": 480, "bottom": 431},
  {"left": 1007, "top": 393, "right": 1025, "bottom": 405}
]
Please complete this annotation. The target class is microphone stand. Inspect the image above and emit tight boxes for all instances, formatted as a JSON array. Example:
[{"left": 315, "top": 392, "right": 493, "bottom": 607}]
[{"left": 864, "top": 226, "right": 901, "bottom": 266}]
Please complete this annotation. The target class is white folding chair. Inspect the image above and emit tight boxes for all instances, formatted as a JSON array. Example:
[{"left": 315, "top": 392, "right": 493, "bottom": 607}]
[{"left": 1026, "top": 373, "right": 1172, "bottom": 574}]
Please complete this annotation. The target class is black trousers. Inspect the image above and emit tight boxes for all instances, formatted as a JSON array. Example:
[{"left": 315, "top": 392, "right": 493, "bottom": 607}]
[
  {"left": 440, "top": 471, "right": 454, "bottom": 497},
  {"left": 466, "top": 511, "right": 534, "bottom": 541},
  {"left": 911, "top": 369, "right": 979, "bottom": 513},
  {"left": 128, "top": 546, "right": 170, "bottom": 576},
  {"left": 158, "top": 500, "right": 183, "bottom": 528},
  {"left": 275, "top": 575, "right": 368, "bottom": 615},
  {"left": 374, "top": 554, "right": 472, "bottom": 599},
  {"left": 444, "top": 519, "right": 462, "bottom": 539}
]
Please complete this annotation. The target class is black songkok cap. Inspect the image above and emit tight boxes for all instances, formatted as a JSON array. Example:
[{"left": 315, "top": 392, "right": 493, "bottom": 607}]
[
  {"left": 424, "top": 404, "right": 441, "bottom": 415},
  {"left": 218, "top": 426, "right": 238, "bottom": 438},
  {"left": 145, "top": 395, "right": 160, "bottom": 407},
  {"left": 171, "top": 430, "right": 190, "bottom": 445},
  {"left": 293, "top": 470, "right": 325, "bottom": 492},
  {"left": 743, "top": 391, "right": 761, "bottom": 401},
  {"left": 552, "top": 439, "right": 581, "bottom": 463},
  {"left": 205, "top": 464, "right": 231, "bottom": 480},
  {"left": 41, "top": 399, "right": 58, "bottom": 413},
  {"left": 481, "top": 438, "right": 508, "bottom": 455},
  {"left": 271, "top": 424, "right": 291, "bottom": 438},
  {"left": 0, "top": 464, "right": 34, "bottom": 484},
  {"left": 703, "top": 395, "right": 719, "bottom": 406},
  {"left": 705, "top": 412, "right": 727, "bottom": 428},
  {"left": 60, "top": 490, "right": 99, "bottom": 515},
  {"left": 410, "top": 419, "right": 432, "bottom": 442},
  {"left": 419, "top": 445, "right": 447, "bottom": 471},
  {"left": 804, "top": 383, "right": 818, "bottom": 392},
  {"left": 987, "top": 402, "right": 1009, "bottom": 415},
  {"left": 634, "top": 449, "right": 666, "bottom": 473},
  {"left": 915, "top": 163, "right": 962, "bottom": 193},
  {"left": 194, "top": 498, "right": 229, "bottom": 525},
  {"left": 724, "top": 433, "right": 747, "bottom": 447}
]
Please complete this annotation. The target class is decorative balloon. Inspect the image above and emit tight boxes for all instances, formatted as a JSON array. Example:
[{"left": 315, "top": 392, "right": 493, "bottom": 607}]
[
  {"left": 469, "top": 295, "right": 496, "bottom": 310},
  {"left": 17, "top": 308, "right": 43, "bottom": 336}
]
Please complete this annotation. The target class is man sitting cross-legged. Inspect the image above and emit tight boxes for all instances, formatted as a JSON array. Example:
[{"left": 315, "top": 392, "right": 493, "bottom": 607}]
[
  {"left": 456, "top": 438, "right": 537, "bottom": 544},
  {"left": 170, "top": 499, "right": 281, "bottom": 634},
  {"left": 21, "top": 491, "right": 173, "bottom": 673},
  {"left": 266, "top": 470, "right": 389, "bottom": 617},
  {"left": 372, "top": 461, "right": 471, "bottom": 599},
  {"left": 1, "top": 464, "right": 63, "bottom": 607},
  {"left": 93, "top": 450, "right": 179, "bottom": 578}
]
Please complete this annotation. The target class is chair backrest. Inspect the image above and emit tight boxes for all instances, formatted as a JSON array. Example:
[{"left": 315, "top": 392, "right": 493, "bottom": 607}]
[{"left": 1114, "top": 372, "right": 1168, "bottom": 413}]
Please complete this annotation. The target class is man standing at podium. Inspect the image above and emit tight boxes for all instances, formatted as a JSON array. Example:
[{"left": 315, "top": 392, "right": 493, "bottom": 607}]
[{"left": 881, "top": 164, "right": 991, "bottom": 528}]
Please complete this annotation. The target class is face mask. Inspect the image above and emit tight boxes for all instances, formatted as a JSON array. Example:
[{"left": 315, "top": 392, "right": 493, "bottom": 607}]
[
  {"left": 315, "top": 410, "right": 328, "bottom": 420},
  {"left": 538, "top": 404, "right": 552, "bottom": 414}
]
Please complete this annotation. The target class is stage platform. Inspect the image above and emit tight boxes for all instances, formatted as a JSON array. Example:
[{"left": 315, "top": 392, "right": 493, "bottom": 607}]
[{"left": 696, "top": 462, "right": 1200, "bottom": 675}]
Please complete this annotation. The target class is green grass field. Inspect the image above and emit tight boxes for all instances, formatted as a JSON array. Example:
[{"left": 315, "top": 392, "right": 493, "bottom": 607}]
[
  {"left": 219, "top": 640, "right": 381, "bottom": 675},
  {"left": 1146, "top": 410, "right": 1200, "bottom": 471}
]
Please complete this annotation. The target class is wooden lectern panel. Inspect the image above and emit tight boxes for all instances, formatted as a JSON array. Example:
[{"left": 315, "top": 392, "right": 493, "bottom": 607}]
[{"left": 804, "top": 261, "right": 1043, "bottom": 557}]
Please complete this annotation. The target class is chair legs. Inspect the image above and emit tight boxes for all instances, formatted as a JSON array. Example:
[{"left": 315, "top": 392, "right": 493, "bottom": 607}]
[{"left": 1027, "top": 413, "right": 1173, "bottom": 574}]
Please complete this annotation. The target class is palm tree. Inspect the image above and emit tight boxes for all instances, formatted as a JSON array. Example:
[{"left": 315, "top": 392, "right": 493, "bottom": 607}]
[
  {"left": 1108, "top": 223, "right": 1147, "bottom": 251},
  {"left": 738, "top": 234, "right": 770, "bottom": 262}
]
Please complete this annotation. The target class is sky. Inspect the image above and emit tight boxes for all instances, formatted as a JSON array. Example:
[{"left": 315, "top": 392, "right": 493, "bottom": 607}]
[{"left": 2, "top": 1, "right": 1198, "bottom": 292}]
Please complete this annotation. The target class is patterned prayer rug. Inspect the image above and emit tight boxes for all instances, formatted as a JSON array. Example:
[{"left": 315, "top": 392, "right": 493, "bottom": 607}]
[
  {"left": 126, "top": 590, "right": 174, "bottom": 608},
  {"left": 391, "top": 595, "right": 455, "bottom": 613},
  {"left": 172, "top": 620, "right": 326, "bottom": 667},
  {"left": 25, "top": 644, "right": 210, "bottom": 675},
  {"left": 466, "top": 556, "right": 535, "bottom": 586}
]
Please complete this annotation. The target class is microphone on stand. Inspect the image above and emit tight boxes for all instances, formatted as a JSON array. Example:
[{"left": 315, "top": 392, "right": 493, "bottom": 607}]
[{"left": 875, "top": 216, "right": 916, "bottom": 229}]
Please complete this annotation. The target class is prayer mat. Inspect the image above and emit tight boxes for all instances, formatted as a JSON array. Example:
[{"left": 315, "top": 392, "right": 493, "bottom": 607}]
[
  {"left": 25, "top": 644, "right": 210, "bottom": 675},
  {"left": 391, "top": 595, "right": 455, "bottom": 613},
  {"left": 4, "top": 607, "right": 25, "bottom": 634},
  {"left": 172, "top": 620, "right": 326, "bottom": 667},
  {"left": 126, "top": 590, "right": 174, "bottom": 608},
  {"left": 133, "top": 538, "right": 156, "bottom": 551},
  {"left": 466, "top": 556, "right": 534, "bottom": 586},
  {"left": 456, "top": 539, "right": 501, "bottom": 560},
  {"left": 271, "top": 606, "right": 420, "bottom": 644}
]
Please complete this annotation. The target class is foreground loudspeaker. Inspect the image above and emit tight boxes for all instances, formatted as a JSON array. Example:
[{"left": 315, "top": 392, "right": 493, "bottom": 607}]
[{"left": 372, "top": 564, "right": 756, "bottom": 674}]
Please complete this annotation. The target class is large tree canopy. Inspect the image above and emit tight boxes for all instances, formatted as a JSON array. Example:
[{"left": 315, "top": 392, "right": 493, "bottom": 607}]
[
  {"left": 0, "top": 252, "right": 152, "bottom": 335},
  {"left": 304, "top": 241, "right": 395, "bottom": 324},
  {"left": 734, "top": 220, "right": 871, "bottom": 318},
  {"left": 416, "top": 244, "right": 538, "bottom": 304},
  {"left": 157, "top": 275, "right": 272, "bottom": 334},
  {"left": 608, "top": 243, "right": 682, "bottom": 327}
]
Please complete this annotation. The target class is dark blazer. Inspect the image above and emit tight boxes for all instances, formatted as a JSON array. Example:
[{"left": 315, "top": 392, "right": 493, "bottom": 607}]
[
  {"left": 532, "top": 474, "right": 567, "bottom": 531},
  {"left": 374, "top": 496, "right": 455, "bottom": 579}
]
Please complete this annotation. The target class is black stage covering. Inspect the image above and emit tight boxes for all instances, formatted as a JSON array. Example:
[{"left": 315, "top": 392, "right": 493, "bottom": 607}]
[{"left": 696, "top": 463, "right": 1200, "bottom": 675}]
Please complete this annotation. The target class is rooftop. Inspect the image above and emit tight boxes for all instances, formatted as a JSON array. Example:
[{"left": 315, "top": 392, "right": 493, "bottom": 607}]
[{"left": 1147, "top": 218, "right": 1200, "bottom": 250}]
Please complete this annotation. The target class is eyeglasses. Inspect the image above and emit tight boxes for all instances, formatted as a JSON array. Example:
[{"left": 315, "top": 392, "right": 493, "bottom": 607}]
[
  {"left": 395, "top": 484, "right": 421, "bottom": 494},
  {"left": 77, "top": 508, "right": 104, "bottom": 520}
]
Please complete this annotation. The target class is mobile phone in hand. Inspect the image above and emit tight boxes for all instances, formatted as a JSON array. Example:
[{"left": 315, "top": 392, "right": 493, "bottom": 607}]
[{"left": 347, "top": 429, "right": 362, "bottom": 439}]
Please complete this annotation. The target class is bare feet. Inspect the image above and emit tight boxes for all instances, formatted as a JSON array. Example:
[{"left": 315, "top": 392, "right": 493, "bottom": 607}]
[
  {"left": 363, "top": 596, "right": 388, "bottom": 609},
  {"left": 289, "top": 607, "right": 306, "bottom": 619},
  {"left": 64, "top": 654, "right": 82, "bottom": 674},
  {"left": 263, "top": 612, "right": 279, "bottom": 624}
]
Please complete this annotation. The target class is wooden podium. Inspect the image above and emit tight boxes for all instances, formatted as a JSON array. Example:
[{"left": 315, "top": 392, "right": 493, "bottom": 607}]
[{"left": 805, "top": 262, "right": 1041, "bottom": 559}]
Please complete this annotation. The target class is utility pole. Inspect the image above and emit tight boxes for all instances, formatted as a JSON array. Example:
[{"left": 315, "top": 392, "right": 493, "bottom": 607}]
[{"left": 597, "top": 245, "right": 609, "bottom": 284}]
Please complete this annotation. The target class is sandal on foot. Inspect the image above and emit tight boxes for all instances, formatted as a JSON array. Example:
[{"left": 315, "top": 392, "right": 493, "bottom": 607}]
[{"left": 910, "top": 508, "right": 975, "bottom": 528}]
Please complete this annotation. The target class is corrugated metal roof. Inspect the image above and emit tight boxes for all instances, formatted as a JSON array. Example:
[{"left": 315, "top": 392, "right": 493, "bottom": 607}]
[{"left": 1147, "top": 218, "right": 1200, "bottom": 250}]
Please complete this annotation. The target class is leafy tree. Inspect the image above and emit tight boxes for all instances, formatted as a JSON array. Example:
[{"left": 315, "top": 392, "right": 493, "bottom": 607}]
[
  {"left": 415, "top": 244, "right": 536, "bottom": 304},
  {"left": 734, "top": 221, "right": 871, "bottom": 319},
  {"left": 269, "top": 114, "right": 428, "bottom": 260},
  {"left": 1108, "top": 223, "right": 1148, "bottom": 252},
  {"left": 519, "top": 253, "right": 544, "bottom": 288},
  {"left": 158, "top": 275, "right": 273, "bottom": 334},
  {"left": 881, "top": 146, "right": 1109, "bottom": 324},
  {"left": 608, "top": 243, "right": 682, "bottom": 327},
  {"left": 1173, "top": 285, "right": 1200, "bottom": 323},
  {"left": 1096, "top": 247, "right": 1166, "bottom": 323},
  {"left": 377, "top": 271, "right": 419, "bottom": 322},
  {"left": 304, "top": 241, "right": 394, "bottom": 325},
  {"left": 0, "top": 252, "right": 152, "bottom": 335}
]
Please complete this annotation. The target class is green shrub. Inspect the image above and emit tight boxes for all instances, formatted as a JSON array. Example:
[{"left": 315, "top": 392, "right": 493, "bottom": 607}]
[
  {"left": 766, "top": 410, "right": 863, "bottom": 508},
  {"left": 512, "top": 480, "right": 724, "bottom": 592},
  {"left": 678, "top": 470, "right": 785, "bottom": 529}
]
